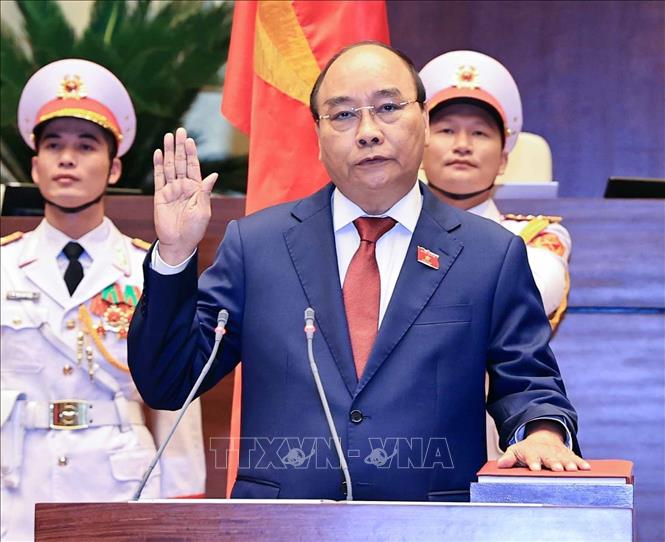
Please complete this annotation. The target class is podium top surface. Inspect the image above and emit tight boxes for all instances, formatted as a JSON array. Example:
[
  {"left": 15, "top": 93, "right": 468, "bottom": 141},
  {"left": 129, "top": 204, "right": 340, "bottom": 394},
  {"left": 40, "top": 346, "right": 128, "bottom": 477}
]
[{"left": 35, "top": 500, "right": 632, "bottom": 542}]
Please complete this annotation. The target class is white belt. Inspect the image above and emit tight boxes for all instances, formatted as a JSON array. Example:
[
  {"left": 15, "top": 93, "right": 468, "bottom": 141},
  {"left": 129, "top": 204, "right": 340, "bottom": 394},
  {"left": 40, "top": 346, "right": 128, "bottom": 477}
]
[{"left": 22, "top": 399, "right": 144, "bottom": 430}]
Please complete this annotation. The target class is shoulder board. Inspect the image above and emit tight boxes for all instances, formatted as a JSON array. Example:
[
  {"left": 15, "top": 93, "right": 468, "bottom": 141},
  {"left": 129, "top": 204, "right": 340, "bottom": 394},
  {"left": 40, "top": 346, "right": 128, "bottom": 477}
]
[
  {"left": 519, "top": 218, "right": 550, "bottom": 244},
  {"left": 131, "top": 238, "right": 152, "bottom": 251},
  {"left": 0, "top": 231, "right": 24, "bottom": 246},
  {"left": 503, "top": 213, "right": 563, "bottom": 224}
]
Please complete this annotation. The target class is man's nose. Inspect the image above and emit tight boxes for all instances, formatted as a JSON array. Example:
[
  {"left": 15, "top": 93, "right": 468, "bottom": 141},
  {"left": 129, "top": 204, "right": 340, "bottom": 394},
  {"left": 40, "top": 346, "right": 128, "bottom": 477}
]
[
  {"left": 453, "top": 130, "right": 472, "bottom": 153},
  {"left": 356, "top": 109, "right": 384, "bottom": 147},
  {"left": 58, "top": 147, "right": 76, "bottom": 167}
]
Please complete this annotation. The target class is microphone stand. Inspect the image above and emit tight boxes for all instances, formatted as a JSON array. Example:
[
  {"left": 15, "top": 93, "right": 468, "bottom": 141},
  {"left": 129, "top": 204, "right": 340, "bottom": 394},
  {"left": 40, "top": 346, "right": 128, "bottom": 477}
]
[
  {"left": 132, "top": 309, "right": 229, "bottom": 501},
  {"left": 304, "top": 308, "right": 353, "bottom": 501}
]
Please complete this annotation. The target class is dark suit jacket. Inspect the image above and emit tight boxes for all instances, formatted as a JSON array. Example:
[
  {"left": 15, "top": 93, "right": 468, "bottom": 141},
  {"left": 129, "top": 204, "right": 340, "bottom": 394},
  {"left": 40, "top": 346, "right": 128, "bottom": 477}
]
[{"left": 128, "top": 182, "right": 579, "bottom": 501}]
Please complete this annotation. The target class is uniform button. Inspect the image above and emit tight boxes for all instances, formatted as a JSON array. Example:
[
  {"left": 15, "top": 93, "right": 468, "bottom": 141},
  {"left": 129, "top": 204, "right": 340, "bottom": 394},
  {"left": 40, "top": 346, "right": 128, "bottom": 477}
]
[
  {"left": 350, "top": 410, "right": 364, "bottom": 424},
  {"left": 62, "top": 365, "right": 73, "bottom": 376},
  {"left": 65, "top": 319, "right": 76, "bottom": 330},
  {"left": 12, "top": 317, "right": 22, "bottom": 326},
  {"left": 57, "top": 456, "right": 68, "bottom": 467}
]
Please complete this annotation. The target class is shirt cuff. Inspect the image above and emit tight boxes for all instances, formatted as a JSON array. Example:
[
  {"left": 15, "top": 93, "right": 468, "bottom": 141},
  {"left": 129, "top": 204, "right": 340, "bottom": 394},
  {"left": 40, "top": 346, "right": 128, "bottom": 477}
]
[
  {"left": 150, "top": 241, "right": 196, "bottom": 275},
  {"left": 509, "top": 416, "right": 573, "bottom": 449}
]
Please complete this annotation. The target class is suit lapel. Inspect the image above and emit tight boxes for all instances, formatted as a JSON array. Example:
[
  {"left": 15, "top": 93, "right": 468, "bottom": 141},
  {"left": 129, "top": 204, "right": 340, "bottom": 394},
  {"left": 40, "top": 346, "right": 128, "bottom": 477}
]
[
  {"left": 356, "top": 186, "right": 465, "bottom": 394},
  {"left": 283, "top": 185, "right": 357, "bottom": 396}
]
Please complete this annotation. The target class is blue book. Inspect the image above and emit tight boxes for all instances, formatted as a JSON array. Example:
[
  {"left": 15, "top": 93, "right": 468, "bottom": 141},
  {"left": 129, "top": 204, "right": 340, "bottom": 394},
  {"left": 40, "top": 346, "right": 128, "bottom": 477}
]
[
  {"left": 471, "top": 460, "right": 634, "bottom": 508},
  {"left": 470, "top": 481, "right": 633, "bottom": 507}
]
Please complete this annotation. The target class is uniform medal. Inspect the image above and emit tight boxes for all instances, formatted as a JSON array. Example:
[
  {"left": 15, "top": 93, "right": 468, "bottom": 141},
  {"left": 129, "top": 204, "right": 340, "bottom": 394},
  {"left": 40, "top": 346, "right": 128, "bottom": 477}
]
[
  {"left": 90, "top": 283, "right": 140, "bottom": 339},
  {"left": 78, "top": 283, "right": 142, "bottom": 376}
]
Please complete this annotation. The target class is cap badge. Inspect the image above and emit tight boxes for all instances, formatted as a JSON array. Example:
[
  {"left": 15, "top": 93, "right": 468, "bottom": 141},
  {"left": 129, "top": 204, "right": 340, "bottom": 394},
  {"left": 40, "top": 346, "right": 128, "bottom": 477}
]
[
  {"left": 417, "top": 246, "right": 440, "bottom": 270},
  {"left": 454, "top": 65, "right": 480, "bottom": 89},
  {"left": 57, "top": 74, "right": 87, "bottom": 100}
]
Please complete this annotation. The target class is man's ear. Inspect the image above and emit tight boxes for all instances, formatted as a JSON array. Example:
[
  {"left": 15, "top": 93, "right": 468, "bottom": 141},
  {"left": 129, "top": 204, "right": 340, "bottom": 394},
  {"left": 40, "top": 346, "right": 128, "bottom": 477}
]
[
  {"left": 108, "top": 157, "right": 122, "bottom": 186},
  {"left": 31, "top": 155, "right": 41, "bottom": 186},
  {"left": 498, "top": 151, "right": 508, "bottom": 176},
  {"left": 315, "top": 124, "right": 322, "bottom": 160},
  {"left": 423, "top": 107, "right": 430, "bottom": 148}
]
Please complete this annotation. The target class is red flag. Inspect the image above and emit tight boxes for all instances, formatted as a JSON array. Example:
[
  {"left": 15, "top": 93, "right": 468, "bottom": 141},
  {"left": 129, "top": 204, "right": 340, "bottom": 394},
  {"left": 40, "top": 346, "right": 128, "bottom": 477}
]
[
  {"left": 222, "top": 0, "right": 390, "bottom": 214},
  {"left": 220, "top": 0, "right": 390, "bottom": 497}
]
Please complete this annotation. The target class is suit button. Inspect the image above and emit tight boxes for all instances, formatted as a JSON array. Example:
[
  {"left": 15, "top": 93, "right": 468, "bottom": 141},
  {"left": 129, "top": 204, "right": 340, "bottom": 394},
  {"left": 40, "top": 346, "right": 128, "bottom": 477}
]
[
  {"left": 350, "top": 410, "right": 364, "bottom": 424},
  {"left": 57, "top": 456, "right": 68, "bottom": 467}
]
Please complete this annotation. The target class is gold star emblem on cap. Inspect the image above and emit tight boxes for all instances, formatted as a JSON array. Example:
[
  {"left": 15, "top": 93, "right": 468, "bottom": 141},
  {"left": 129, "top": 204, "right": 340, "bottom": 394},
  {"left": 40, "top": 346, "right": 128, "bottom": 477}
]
[
  {"left": 57, "top": 74, "right": 87, "bottom": 99},
  {"left": 454, "top": 65, "right": 480, "bottom": 89}
]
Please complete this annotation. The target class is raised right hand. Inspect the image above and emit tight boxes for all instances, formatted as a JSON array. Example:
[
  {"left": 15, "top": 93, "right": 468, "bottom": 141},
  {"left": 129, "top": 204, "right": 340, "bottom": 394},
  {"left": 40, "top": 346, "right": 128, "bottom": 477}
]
[{"left": 153, "top": 127, "right": 218, "bottom": 265}]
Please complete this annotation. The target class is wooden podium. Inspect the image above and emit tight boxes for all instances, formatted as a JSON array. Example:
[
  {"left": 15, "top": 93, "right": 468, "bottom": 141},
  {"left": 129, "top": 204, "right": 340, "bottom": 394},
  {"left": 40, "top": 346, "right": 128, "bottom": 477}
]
[{"left": 35, "top": 499, "right": 633, "bottom": 541}]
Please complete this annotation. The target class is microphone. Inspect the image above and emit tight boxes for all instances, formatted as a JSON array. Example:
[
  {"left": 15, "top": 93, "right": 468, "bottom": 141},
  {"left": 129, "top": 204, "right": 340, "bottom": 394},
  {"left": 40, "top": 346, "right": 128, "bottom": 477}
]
[
  {"left": 304, "top": 307, "right": 353, "bottom": 501},
  {"left": 132, "top": 308, "right": 229, "bottom": 501}
]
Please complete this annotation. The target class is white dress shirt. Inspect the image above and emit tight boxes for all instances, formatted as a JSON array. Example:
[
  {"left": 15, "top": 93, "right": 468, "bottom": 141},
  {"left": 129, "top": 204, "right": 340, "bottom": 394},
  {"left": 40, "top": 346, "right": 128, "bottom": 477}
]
[{"left": 332, "top": 180, "right": 421, "bottom": 326}]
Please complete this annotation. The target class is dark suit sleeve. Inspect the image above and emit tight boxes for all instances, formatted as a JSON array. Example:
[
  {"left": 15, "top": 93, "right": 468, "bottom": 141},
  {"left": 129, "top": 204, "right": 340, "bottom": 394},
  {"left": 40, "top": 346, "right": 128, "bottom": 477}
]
[
  {"left": 486, "top": 235, "right": 580, "bottom": 454},
  {"left": 128, "top": 221, "right": 245, "bottom": 410}
]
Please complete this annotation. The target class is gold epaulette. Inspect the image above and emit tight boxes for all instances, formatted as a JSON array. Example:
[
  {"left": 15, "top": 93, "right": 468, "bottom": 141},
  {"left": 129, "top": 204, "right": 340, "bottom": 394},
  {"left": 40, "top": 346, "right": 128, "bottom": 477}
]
[
  {"left": 131, "top": 238, "right": 152, "bottom": 251},
  {"left": 0, "top": 231, "right": 24, "bottom": 246},
  {"left": 503, "top": 213, "right": 563, "bottom": 224},
  {"left": 519, "top": 218, "right": 550, "bottom": 244}
]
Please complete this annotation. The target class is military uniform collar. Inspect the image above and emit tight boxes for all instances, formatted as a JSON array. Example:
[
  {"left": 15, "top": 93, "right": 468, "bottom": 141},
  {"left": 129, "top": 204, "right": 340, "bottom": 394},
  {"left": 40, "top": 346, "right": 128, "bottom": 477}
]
[
  {"left": 22, "top": 217, "right": 131, "bottom": 273},
  {"left": 468, "top": 198, "right": 501, "bottom": 223},
  {"left": 18, "top": 217, "right": 133, "bottom": 309},
  {"left": 39, "top": 217, "right": 111, "bottom": 261}
]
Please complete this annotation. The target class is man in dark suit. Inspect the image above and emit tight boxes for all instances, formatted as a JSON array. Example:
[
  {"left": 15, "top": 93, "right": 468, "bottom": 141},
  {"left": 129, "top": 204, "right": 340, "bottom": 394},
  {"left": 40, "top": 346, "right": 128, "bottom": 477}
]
[{"left": 128, "top": 42, "right": 589, "bottom": 501}]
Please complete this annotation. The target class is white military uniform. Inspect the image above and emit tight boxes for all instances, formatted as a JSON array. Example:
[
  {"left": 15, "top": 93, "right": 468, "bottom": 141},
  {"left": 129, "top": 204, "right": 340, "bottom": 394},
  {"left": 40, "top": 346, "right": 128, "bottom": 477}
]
[
  {"left": 1, "top": 218, "right": 205, "bottom": 541},
  {"left": 469, "top": 198, "right": 571, "bottom": 316}
]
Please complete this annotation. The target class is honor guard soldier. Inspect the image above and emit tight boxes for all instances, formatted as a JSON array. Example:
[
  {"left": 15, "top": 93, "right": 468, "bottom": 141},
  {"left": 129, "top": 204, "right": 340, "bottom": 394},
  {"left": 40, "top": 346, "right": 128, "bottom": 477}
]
[
  {"left": 1, "top": 59, "right": 205, "bottom": 541},
  {"left": 419, "top": 51, "right": 571, "bottom": 324},
  {"left": 419, "top": 51, "right": 572, "bottom": 459}
]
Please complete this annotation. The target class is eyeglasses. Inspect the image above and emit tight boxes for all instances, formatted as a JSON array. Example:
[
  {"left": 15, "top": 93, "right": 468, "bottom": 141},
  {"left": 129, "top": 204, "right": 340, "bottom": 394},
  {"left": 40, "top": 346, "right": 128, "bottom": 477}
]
[{"left": 318, "top": 100, "right": 419, "bottom": 132}]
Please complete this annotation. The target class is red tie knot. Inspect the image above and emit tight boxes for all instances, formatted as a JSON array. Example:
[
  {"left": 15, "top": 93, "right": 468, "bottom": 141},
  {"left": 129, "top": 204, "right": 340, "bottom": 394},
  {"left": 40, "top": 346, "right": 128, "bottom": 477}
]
[{"left": 353, "top": 217, "right": 397, "bottom": 243}]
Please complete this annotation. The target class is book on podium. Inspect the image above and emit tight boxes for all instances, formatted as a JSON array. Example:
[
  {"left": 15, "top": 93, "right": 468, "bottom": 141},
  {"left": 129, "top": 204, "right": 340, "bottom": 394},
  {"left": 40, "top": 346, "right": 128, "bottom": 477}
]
[{"left": 470, "top": 460, "right": 634, "bottom": 508}]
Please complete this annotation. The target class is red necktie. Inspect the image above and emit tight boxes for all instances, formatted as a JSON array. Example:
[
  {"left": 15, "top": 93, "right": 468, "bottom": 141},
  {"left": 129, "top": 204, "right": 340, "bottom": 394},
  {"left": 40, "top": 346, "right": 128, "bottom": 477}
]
[{"left": 343, "top": 217, "right": 397, "bottom": 378}]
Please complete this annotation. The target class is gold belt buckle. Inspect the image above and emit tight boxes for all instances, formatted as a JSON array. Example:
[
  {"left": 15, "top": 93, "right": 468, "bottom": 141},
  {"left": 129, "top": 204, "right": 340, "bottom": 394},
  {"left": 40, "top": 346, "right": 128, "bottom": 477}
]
[{"left": 50, "top": 400, "right": 89, "bottom": 430}]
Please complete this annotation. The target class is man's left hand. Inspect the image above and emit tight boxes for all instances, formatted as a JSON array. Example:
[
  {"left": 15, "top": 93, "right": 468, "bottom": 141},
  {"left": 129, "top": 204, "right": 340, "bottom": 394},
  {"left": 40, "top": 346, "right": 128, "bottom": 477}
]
[{"left": 497, "top": 420, "right": 591, "bottom": 472}]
